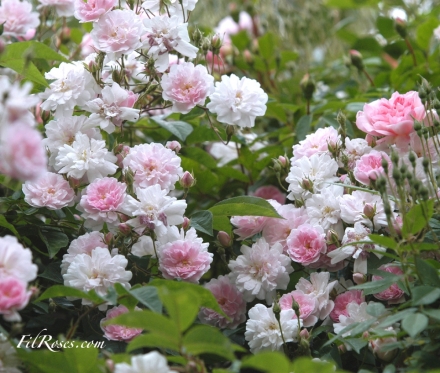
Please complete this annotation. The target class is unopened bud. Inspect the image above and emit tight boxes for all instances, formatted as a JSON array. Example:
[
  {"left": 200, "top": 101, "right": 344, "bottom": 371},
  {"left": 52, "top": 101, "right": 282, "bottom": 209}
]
[
  {"left": 299, "top": 328, "right": 310, "bottom": 339},
  {"left": 119, "top": 223, "right": 131, "bottom": 235},
  {"left": 243, "top": 49, "right": 253, "bottom": 64},
  {"left": 0, "top": 37, "right": 5, "bottom": 55},
  {"left": 339, "top": 344, "right": 347, "bottom": 353},
  {"left": 182, "top": 216, "right": 190, "bottom": 230},
  {"left": 69, "top": 177, "right": 81, "bottom": 189},
  {"left": 326, "top": 229, "right": 339, "bottom": 245},
  {"left": 353, "top": 272, "right": 367, "bottom": 285},
  {"left": 278, "top": 156, "right": 287, "bottom": 167},
  {"left": 201, "top": 37, "right": 211, "bottom": 53},
  {"left": 291, "top": 296, "right": 300, "bottom": 318},
  {"left": 226, "top": 124, "right": 235, "bottom": 143},
  {"left": 211, "top": 35, "right": 222, "bottom": 54},
  {"left": 105, "top": 359, "right": 115, "bottom": 372},
  {"left": 217, "top": 231, "right": 232, "bottom": 247},
  {"left": 362, "top": 331, "right": 370, "bottom": 339},
  {"left": 363, "top": 203, "right": 376, "bottom": 219},
  {"left": 192, "top": 28, "right": 203, "bottom": 46},
  {"left": 166, "top": 140, "right": 181, "bottom": 153},
  {"left": 104, "top": 232, "right": 113, "bottom": 244},
  {"left": 349, "top": 49, "right": 364, "bottom": 71},
  {"left": 273, "top": 300, "right": 281, "bottom": 316},
  {"left": 29, "top": 286, "right": 40, "bottom": 298},
  {"left": 301, "top": 178, "right": 313, "bottom": 192},
  {"left": 300, "top": 73, "right": 315, "bottom": 101},
  {"left": 394, "top": 17, "right": 407, "bottom": 39},
  {"left": 180, "top": 171, "right": 196, "bottom": 189},
  {"left": 0, "top": 22, "right": 4, "bottom": 36}
]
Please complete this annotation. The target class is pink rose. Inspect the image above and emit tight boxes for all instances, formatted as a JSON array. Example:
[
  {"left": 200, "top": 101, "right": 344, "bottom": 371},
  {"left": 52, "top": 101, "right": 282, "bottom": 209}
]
[
  {"left": 23, "top": 172, "right": 75, "bottom": 210},
  {"left": 161, "top": 62, "right": 214, "bottom": 114},
  {"left": 353, "top": 150, "right": 391, "bottom": 186},
  {"left": 280, "top": 290, "right": 318, "bottom": 327},
  {"left": 0, "top": 276, "right": 32, "bottom": 322},
  {"left": 252, "top": 186, "right": 286, "bottom": 204},
  {"left": 0, "top": 0, "right": 40, "bottom": 39},
  {"left": 0, "top": 122, "right": 47, "bottom": 181},
  {"left": 372, "top": 264, "right": 405, "bottom": 302},
  {"left": 330, "top": 290, "right": 364, "bottom": 322},
  {"left": 198, "top": 275, "right": 246, "bottom": 329},
  {"left": 230, "top": 215, "right": 268, "bottom": 240},
  {"left": 356, "top": 91, "right": 425, "bottom": 149},
  {"left": 100, "top": 305, "right": 142, "bottom": 342},
  {"left": 307, "top": 244, "right": 348, "bottom": 272},
  {"left": 74, "top": 0, "right": 116, "bottom": 22},
  {"left": 286, "top": 224, "right": 326, "bottom": 265}
]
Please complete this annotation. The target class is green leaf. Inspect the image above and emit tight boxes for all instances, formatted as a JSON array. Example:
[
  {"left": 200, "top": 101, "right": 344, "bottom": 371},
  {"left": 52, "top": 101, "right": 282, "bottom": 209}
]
[
  {"left": 377, "top": 16, "right": 396, "bottom": 39},
  {"left": 296, "top": 115, "right": 312, "bottom": 141},
  {"left": 415, "top": 257, "right": 440, "bottom": 287},
  {"left": 402, "top": 313, "right": 428, "bottom": 338},
  {"left": 412, "top": 285, "right": 440, "bottom": 306},
  {"left": 230, "top": 30, "right": 251, "bottom": 51},
  {"left": 376, "top": 308, "right": 417, "bottom": 328},
  {"left": 0, "top": 215, "right": 19, "bottom": 236},
  {"left": 416, "top": 17, "right": 439, "bottom": 50},
  {"left": 350, "top": 277, "right": 397, "bottom": 296},
  {"left": 113, "top": 283, "right": 138, "bottom": 310},
  {"left": 39, "top": 262, "right": 63, "bottom": 284},
  {"left": 183, "top": 325, "right": 235, "bottom": 361},
  {"left": 128, "top": 333, "right": 180, "bottom": 352},
  {"left": 423, "top": 309, "right": 440, "bottom": 321},
  {"left": 155, "top": 286, "right": 200, "bottom": 332},
  {"left": 212, "top": 215, "right": 232, "bottom": 235},
  {"left": 149, "top": 279, "right": 226, "bottom": 317},
  {"left": 258, "top": 33, "right": 276, "bottom": 61},
  {"left": 368, "top": 234, "right": 397, "bottom": 250},
  {"left": 38, "top": 229, "right": 69, "bottom": 258},
  {"left": 402, "top": 200, "right": 434, "bottom": 237},
  {"left": 190, "top": 210, "right": 213, "bottom": 236},
  {"left": 241, "top": 351, "right": 290, "bottom": 373},
  {"left": 344, "top": 338, "right": 368, "bottom": 354},
  {"left": 129, "top": 286, "right": 162, "bottom": 313},
  {"left": 181, "top": 147, "right": 217, "bottom": 169},
  {"left": 366, "top": 302, "right": 386, "bottom": 317},
  {"left": 150, "top": 117, "right": 193, "bottom": 141},
  {"left": 209, "top": 196, "right": 282, "bottom": 218},
  {"left": 35, "top": 285, "right": 103, "bottom": 303},
  {"left": 108, "top": 310, "right": 181, "bottom": 351}
]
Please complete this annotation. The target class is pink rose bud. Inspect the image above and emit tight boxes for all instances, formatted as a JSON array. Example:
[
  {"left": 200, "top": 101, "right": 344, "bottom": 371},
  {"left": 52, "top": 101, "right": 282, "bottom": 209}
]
[
  {"left": 299, "top": 329, "right": 310, "bottom": 339},
  {"left": 363, "top": 331, "right": 370, "bottom": 339},
  {"left": 104, "top": 232, "right": 113, "bottom": 244},
  {"left": 338, "top": 344, "right": 347, "bottom": 353},
  {"left": 353, "top": 272, "right": 367, "bottom": 285},
  {"left": 372, "top": 264, "right": 405, "bottom": 302},
  {"left": 69, "top": 178, "right": 81, "bottom": 189},
  {"left": 392, "top": 215, "right": 403, "bottom": 235},
  {"left": 369, "top": 328, "right": 398, "bottom": 362},
  {"left": 119, "top": 213, "right": 130, "bottom": 223},
  {"left": 182, "top": 217, "right": 190, "bottom": 230},
  {"left": 118, "top": 223, "right": 131, "bottom": 235},
  {"left": 105, "top": 360, "right": 115, "bottom": 372},
  {"left": 243, "top": 49, "right": 253, "bottom": 63},
  {"left": 217, "top": 231, "right": 232, "bottom": 247},
  {"left": 166, "top": 141, "right": 181, "bottom": 153},
  {"left": 73, "top": 214, "right": 82, "bottom": 221},
  {"left": 349, "top": 49, "right": 364, "bottom": 70},
  {"left": 363, "top": 203, "right": 375, "bottom": 219},
  {"left": 180, "top": 171, "right": 196, "bottom": 189},
  {"left": 278, "top": 155, "right": 287, "bottom": 167},
  {"left": 0, "top": 38, "right": 5, "bottom": 54}
]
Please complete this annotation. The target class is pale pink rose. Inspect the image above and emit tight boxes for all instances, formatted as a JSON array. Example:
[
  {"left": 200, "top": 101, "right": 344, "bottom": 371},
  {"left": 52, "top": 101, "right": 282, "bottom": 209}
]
[
  {"left": 292, "top": 126, "right": 340, "bottom": 161},
  {"left": 80, "top": 33, "right": 96, "bottom": 58},
  {"left": 262, "top": 205, "right": 310, "bottom": 250},
  {"left": 0, "top": 276, "right": 32, "bottom": 322},
  {"left": 230, "top": 215, "right": 268, "bottom": 240},
  {"left": 165, "top": 141, "right": 181, "bottom": 153},
  {"left": 90, "top": 9, "right": 144, "bottom": 59},
  {"left": 74, "top": 0, "right": 117, "bottom": 22},
  {"left": 356, "top": 91, "right": 425, "bottom": 149},
  {"left": 369, "top": 327, "right": 398, "bottom": 362},
  {"left": 198, "top": 275, "right": 246, "bottom": 329},
  {"left": 158, "top": 228, "right": 212, "bottom": 283},
  {"left": 100, "top": 305, "right": 142, "bottom": 342},
  {"left": 78, "top": 177, "right": 132, "bottom": 230},
  {"left": 0, "top": 0, "right": 40, "bottom": 39},
  {"left": 22, "top": 172, "right": 75, "bottom": 210},
  {"left": 286, "top": 224, "right": 326, "bottom": 265},
  {"left": 280, "top": 290, "right": 318, "bottom": 327},
  {"left": 123, "top": 143, "right": 183, "bottom": 191},
  {"left": 372, "top": 264, "right": 405, "bottom": 302},
  {"left": 252, "top": 186, "right": 286, "bottom": 204},
  {"left": 115, "top": 145, "right": 131, "bottom": 168},
  {"left": 0, "top": 123, "right": 47, "bottom": 181},
  {"left": 353, "top": 151, "right": 391, "bottom": 186},
  {"left": 161, "top": 62, "right": 214, "bottom": 114},
  {"left": 330, "top": 290, "right": 364, "bottom": 322}
]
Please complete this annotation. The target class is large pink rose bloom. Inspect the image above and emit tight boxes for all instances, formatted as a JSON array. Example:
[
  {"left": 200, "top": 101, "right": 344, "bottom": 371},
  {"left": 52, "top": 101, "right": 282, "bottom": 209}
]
[
  {"left": 356, "top": 91, "right": 425, "bottom": 149},
  {"left": 372, "top": 264, "right": 405, "bottom": 303},
  {"left": 74, "top": 0, "right": 116, "bottom": 22},
  {"left": 0, "top": 0, "right": 40, "bottom": 39},
  {"left": 161, "top": 62, "right": 214, "bottom": 114},
  {"left": 353, "top": 150, "right": 391, "bottom": 186},
  {"left": 123, "top": 143, "right": 183, "bottom": 191},
  {"left": 286, "top": 223, "right": 326, "bottom": 265},
  {"left": 90, "top": 9, "right": 144, "bottom": 59},
  {"left": 330, "top": 290, "right": 364, "bottom": 322},
  {"left": 0, "top": 123, "right": 47, "bottom": 181},
  {"left": 280, "top": 290, "right": 318, "bottom": 327},
  {"left": 0, "top": 276, "right": 32, "bottom": 322},
  {"left": 158, "top": 228, "right": 213, "bottom": 283},
  {"left": 198, "top": 275, "right": 247, "bottom": 329},
  {"left": 23, "top": 172, "right": 75, "bottom": 210},
  {"left": 100, "top": 305, "right": 142, "bottom": 342}
]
